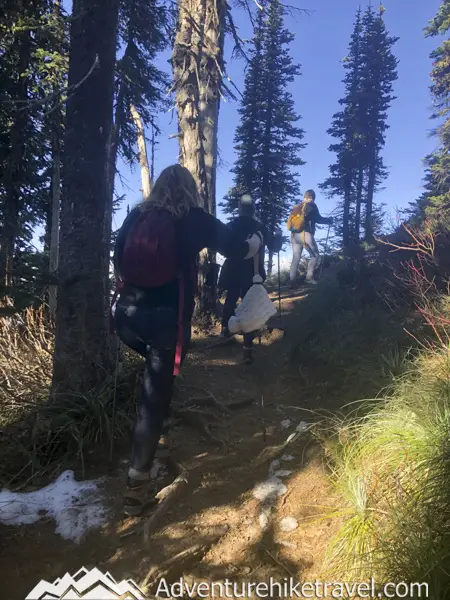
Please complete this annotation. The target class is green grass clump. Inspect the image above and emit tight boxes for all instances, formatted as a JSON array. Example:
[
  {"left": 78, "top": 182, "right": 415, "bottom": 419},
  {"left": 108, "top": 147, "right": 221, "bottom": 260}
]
[
  {"left": 0, "top": 308, "right": 140, "bottom": 486},
  {"left": 323, "top": 347, "right": 450, "bottom": 598}
]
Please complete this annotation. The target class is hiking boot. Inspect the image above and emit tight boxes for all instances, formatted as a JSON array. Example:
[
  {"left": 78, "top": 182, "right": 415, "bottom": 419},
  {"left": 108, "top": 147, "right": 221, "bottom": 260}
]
[
  {"left": 243, "top": 347, "right": 254, "bottom": 365},
  {"left": 305, "top": 277, "right": 318, "bottom": 285},
  {"left": 123, "top": 471, "right": 158, "bottom": 517}
]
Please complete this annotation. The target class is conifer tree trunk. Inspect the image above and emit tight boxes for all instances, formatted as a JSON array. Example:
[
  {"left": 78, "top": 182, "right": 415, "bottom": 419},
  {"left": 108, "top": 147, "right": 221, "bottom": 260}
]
[
  {"left": 48, "top": 110, "right": 62, "bottom": 319},
  {"left": 48, "top": 0, "right": 64, "bottom": 320},
  {"left": 365, "top": 164, "right": 376, "bottom": 241},
  {"left": 52, "top": 0, "right": 119, "bottom": 395},
  {"left": 342, "top": 179, "right": 351, "bottom": 248},
  {"left": 172, "top": 0, "right": 226, "bottom": 320},
  {"left": 130, "top": 104, "right": 151, "bottom": 200},
  {"left": 104, "top": 60, "right": 125, "bottom": 288}
]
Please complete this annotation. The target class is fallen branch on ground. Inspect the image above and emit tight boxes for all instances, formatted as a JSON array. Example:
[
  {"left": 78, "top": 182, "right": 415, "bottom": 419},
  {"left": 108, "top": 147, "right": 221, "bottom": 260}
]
[
  {"left": 143, "top": 459, "right": 189, "bottom": 544},
  {"left": 261, "top": 544, "right": 295, "bottom": 577},
  {"left": 254, "top": 432, "right": 303, "bottom": 468}
]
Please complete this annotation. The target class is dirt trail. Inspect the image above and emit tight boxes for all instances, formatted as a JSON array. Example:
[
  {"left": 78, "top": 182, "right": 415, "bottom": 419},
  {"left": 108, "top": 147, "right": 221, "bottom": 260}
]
[{"left": 0, "top": 288, "right": 343, "bottom": 600}]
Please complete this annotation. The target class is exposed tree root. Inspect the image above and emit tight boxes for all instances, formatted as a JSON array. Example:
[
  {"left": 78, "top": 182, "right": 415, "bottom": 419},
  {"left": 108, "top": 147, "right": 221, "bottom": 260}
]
[
  {"left": 170, "top": 384, "right": 251, "bottom": 448},
  {"left": 174, "top": 407, "right": 228, "bottom": 448},
  {"left": 143, "top": 459, "right": 189, "bottom": 544}
]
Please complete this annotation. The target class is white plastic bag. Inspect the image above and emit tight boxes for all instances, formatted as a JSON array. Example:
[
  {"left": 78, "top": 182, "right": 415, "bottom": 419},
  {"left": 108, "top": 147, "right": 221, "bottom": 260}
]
[{"left": 228, "top": 252, "right": 277, "bottom": 334}]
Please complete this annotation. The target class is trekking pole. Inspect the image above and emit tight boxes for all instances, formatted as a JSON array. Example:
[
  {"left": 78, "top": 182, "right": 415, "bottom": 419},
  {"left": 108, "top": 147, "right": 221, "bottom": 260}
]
[
  {"left": 320, "top": 222, "right": 332, "bottom": 278},
  {"left": 277, "top": 250, "right": 283, "bottom": 326},
  {"left": 109, "top": 338, "right": 121, "bottom": 462}
]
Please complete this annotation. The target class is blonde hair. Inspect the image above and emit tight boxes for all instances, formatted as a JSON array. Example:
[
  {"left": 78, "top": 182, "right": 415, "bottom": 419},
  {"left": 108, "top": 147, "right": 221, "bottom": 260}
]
[{"left": 139, "top": 164, "right": 201, "bottom": 217}]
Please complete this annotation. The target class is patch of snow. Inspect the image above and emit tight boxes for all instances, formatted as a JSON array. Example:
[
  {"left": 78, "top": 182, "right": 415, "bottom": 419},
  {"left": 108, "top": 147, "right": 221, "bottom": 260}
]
[
  {"left": 296, "top": 421, "right": 309, "bottom": 434},
  {"left": 281, "top": 454, "right": 295, "bottom": 462},
  {"left": 274, "top": 470, "right": 292, "bottom": 478},
  {"left": 252, "top": 477, "right": 287, "bottom": 504},
  {"left": 279, "top": 517, "right": 298, "bottom": 533},
  {"left": 281, "top": 419, "right": 291, "bottom": 429},
  {"left": 259, "top": 513, "right": 269, "bottom": 530},
  {"left": 0, "top": 470, "right": 107, "bottom": 544}
]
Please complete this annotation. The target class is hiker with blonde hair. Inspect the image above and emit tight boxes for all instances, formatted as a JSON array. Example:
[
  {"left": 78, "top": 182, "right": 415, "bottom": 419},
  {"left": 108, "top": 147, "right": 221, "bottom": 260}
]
[
  {"left": 287, "top": 189, "right": 332, "bottom": 287},
  {"left": 112, "top": 164, "right": 263, "bottom": 515}
]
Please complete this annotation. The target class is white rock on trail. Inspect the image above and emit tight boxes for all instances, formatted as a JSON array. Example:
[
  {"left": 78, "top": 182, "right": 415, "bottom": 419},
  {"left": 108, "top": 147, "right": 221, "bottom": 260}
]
[
  {"left": 252, "top": 477, "right": 287, "bottom": 504},
  {"left": 281, "top": 454, "right": 295, "bottom": 461},
  {"left": 269, "top": 460, "right": 280, "bottom": 474},
  {"left": 279, "top": 517, "right": 299, "bottom": 533},
  {"left": 274, "top": 470, "right": 292, "bottom": 478}
]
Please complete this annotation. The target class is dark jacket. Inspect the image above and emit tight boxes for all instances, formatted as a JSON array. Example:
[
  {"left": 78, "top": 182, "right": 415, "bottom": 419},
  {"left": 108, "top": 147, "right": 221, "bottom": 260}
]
[
  {"left": 114, "top": 206, "right": 258, "bottom": 323},
  {"left": 218, "top": 215, "right": 266, "bottom": 292},
  {"left": 303, "top": 202, "right": 330, "bottom": 236}
]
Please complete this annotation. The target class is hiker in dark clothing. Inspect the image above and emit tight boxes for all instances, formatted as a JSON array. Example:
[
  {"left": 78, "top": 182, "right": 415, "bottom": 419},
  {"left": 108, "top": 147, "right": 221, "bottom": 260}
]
[
  {"left": 288, "top": 189, "right": 332, "bottom": 287},
  {"left": 112, "top": 165, "right": 263, "bottom": 516},
  {"left": 218, "top": 195, "right": 282, "bottom": 365}
]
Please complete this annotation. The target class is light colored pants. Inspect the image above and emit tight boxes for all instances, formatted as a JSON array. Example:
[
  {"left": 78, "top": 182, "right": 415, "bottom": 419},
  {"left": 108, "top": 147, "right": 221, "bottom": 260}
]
[{"left": 289, "top": 232, "right": 320, "bottom": 281}]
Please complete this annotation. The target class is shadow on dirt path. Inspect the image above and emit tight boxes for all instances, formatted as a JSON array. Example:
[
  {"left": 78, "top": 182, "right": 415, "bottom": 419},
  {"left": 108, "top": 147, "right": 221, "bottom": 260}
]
[{"left": 1, "top": 286, "right": 344, "bottom": 600}]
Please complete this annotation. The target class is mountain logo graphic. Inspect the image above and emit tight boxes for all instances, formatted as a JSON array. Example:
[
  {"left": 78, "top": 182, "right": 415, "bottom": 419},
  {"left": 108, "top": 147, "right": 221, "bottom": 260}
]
[{"left": 25, "top": 566, "right": 148, "bottom": 599}]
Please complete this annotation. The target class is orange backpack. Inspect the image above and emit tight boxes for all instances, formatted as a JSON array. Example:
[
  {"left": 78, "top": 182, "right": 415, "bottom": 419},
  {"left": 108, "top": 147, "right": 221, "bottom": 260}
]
[{"left": 286, "top": 202, "right": 306, "bottom": 233}]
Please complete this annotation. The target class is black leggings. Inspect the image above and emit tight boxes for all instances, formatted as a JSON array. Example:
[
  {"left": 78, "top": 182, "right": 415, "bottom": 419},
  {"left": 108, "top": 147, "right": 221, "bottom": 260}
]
[
  {"left": 222, "top": 283, "right": 255, "bottom": 348},
  {"left": 114, "top": 301, "right": 191, "bottom": 474}
]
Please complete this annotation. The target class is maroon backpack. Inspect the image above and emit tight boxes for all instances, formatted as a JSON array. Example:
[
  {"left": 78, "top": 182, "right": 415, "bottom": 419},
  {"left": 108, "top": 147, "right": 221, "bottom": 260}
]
[
  {"left": 120, "top": 208, "right": 177, "bottom": 288},
  {"left": 112, "top": 208, "right": 185, "bottom": 375}
]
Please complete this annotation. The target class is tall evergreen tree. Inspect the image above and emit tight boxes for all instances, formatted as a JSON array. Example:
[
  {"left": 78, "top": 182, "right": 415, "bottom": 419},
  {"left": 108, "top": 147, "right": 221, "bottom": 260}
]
[
  {"left": 222, "top": 8, "right": 265, "bottom": 217},
  {"left": 320, "top": 8, "right": 364, "bottom": 248},
  {"left": 360, "top": 5, "right": 398, "bottom": 241},
  {"left": 223, "top": 0, "right": 304, "bottom": 273},
  {"left": 51, "top": 0, "right": 119, "bottom": 395},
  {"left": 423, "top": 0, "right": 450, "bottom": 221},
  {"left": 0, "top": 0, "right": 68, "bottom": 307},
  {"left": 259, "top": 0, "right": 304, "bottom": 273},
  {"left": 321, "top": 5, "right": 398, "bottom": 247}
]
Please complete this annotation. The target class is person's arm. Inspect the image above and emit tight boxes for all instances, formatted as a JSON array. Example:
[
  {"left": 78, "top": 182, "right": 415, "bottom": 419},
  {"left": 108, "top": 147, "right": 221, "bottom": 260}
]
[{"left": 188, "top": 209, "right": 262, "bottom": 260}]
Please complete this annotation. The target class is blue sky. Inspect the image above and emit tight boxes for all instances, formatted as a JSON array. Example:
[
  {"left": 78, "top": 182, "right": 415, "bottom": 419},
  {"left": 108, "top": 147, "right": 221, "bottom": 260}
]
[{"left": 56, "top": 0, "right": 443, "bottom": 266}]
